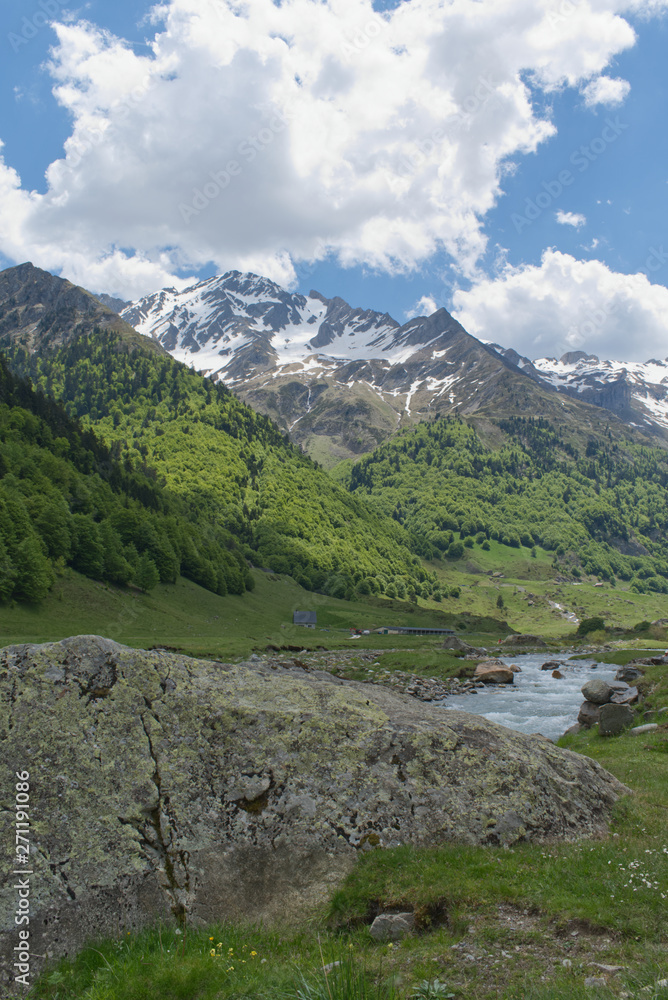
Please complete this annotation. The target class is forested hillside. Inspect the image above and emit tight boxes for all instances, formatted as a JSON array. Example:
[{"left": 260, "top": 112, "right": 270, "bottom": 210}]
[
  {"left": 0, "top": 357, "right": 252, "bottom": 602},
  {"left": 344, "top": 415, "right": 668, "bottom": 592},
  {"left": 4, "top": 332, "right": 424, "bottom": 602}
]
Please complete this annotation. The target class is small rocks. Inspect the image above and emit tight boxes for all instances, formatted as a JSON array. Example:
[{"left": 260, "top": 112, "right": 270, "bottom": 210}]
[
  {"left": 628, "top": 723, "right": 659, "bottom": 736},
  {"left": 577, "top": 675, "right": 641, "bottom": 737},
  {"left": 599, "top": 703, "right": 634, "bottom": 736},
  {"left": 585, "top": 977, "right": 607, "bottom": 988},
  {"left": 552, "top": 670, "right": 564, "bottom": 679},
  {"left": 369, "top": 912, "right": 415, "bottom": 942}
]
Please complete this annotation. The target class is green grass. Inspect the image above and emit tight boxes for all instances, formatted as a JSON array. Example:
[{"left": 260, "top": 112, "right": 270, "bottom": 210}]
[{"left": 0, "top": 568, "right": 506, "bottom": 660}]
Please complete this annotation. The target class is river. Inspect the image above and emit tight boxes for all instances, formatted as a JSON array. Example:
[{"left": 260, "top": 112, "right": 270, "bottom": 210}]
[{"left": 442, "top": 653, "right": 618, "bottom": 740}]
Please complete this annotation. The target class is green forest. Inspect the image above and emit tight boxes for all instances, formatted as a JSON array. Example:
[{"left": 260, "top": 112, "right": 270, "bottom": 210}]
[
  {"left": 5, "top": 324, "right": 668, "bottom": 609},
  {"left": 0, "top": 357, "right": 253, "bottom": 603},
  {"left": 344, "top": 414, "right": 668, "bottom": 593},
  {"left": 3, "top": 333, "right": 423, "bottom": 603}
]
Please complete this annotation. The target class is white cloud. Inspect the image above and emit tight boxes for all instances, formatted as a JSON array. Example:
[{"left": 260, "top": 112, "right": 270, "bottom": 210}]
[
  {"left": 582, "top": 75, "right": 631, "bottom": 106},
  {"left": 556, "top": 210, "right": 586, "bottom": 228},
  {"left": 451, "top": 250, "right": 668, "bottom": 363},
  {"left": 406, "top": 295, "right": 438, "bottom": 319},
  {"left": 0, "top": 0, "right": 657, "bottom": 297}
]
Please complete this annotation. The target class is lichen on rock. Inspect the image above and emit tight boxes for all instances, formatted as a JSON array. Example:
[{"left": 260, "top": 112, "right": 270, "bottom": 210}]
[{"left": 0, "top": 635, "right": 629, "bottom": 983}]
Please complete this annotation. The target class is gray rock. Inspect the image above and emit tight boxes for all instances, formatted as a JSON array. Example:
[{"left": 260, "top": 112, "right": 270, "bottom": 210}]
[
  {"left": 585, "top": 977, "right": 607, "bottom": 988},
  {"left": 0, "top": 636, "right": 630, "bottom": 984},
  {"left": 628, "top": 724, "right": 659, "bottom": 736},
  {"left": 369, "top": 912, "right": 415, "bottom": 941},
  {"left": 541, "top": 660, "right": 564, "bottom": 670},
  {"left": 578, "top": 701, "right": 601, "bottom": 728},
  {"left": 581, "top": 678, "right": 613, "bottom": 705},
  {"left": 562, "top": 724, "right": 582, "bottom": 737},
  {"left": 599, "top": 703, "right": 635, "bottom": 736},
  {"left": 500, "top": 634, "right": 547, "bottom": 648},
  {"left": 610, "top": 686, "right": 638, "bottom": 705},
  {"left": 616, "top": 665, "right": 643, "bottom": 683}
]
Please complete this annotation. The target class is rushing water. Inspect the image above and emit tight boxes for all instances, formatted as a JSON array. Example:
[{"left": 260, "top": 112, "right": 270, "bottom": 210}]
[{"left": 442, "top": 653, "right": 618, "bottom": 740}]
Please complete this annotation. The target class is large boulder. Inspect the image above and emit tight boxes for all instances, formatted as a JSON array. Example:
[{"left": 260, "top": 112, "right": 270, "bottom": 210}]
[
  {"left": 599, "top": 703, "right": 635, "bottom": 736},
  {"left": 499, "top": 634, "right": 547, "bottom": 648},
  {"left": 581, "top": 678, "right": 613, "bottom": 705},
  {"left": 474, "top": 659, "right": 515, "bottom": 684},
  {"left": 578, "top": 701, "right": 601, "bottom": 728},
  {"left": 441, "top": 635, "right": 475, "bottom": 653},
  {"left": 0, "top": 636, "right": 629, "bottom": 983}
]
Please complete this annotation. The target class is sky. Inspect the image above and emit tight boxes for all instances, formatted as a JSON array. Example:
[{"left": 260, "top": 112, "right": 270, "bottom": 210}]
[{"left": 1, "top": 0, "right": 667, "bottom": 362}]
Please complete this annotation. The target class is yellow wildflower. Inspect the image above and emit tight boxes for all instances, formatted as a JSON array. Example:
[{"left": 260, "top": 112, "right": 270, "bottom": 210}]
[{"left": 210, "top": 949, "right": 216, "bottom": 957}]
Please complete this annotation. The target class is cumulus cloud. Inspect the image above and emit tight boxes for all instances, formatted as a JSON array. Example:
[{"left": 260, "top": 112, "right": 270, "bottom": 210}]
[
  {"left": 406, "top": 295, "right": 438, "bottom": 319},
  {"left": 0, "top": 0, "right": 654, "bottom": 297},
  {"left": 451, "top": 251, "right": 668, "bottom": 363},
  {"left": 556, "top": 210, "right": 586, "bottom": 228},
  {"left": 582, "top": 75, "right": 631, "bottom": 106}
]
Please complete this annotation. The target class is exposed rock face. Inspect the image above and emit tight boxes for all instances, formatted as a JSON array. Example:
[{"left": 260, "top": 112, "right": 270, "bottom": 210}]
[{"left": 0, "top": 636, "right": 629, "bottom": 983}]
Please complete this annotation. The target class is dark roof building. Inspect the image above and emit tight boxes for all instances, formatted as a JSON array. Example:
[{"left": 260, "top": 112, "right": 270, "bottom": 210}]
[{"left": 293, "top": 611, "right": 317, "bottom": 626}]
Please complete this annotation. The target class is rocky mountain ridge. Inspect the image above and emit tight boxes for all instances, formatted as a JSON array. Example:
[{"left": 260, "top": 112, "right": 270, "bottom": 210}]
[
  {"left": 492, "top": 347, "right": 668, "bottom": 441},
  {"left": 0, "top": 262, "right": 162, "bottom": 356},
  {"left": 121, "top": 271, "right": 660, "bottom": 463}
]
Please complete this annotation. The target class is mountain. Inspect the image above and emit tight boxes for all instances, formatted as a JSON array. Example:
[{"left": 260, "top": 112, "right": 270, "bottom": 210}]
[
  {"left": 491, "top": 347, "right": 668, "bottom": 442},
  {"left": 0, "top": 264, "right": 426, "bottom": 603},
  {"left": 0, "top": 262, "right": 163, "bottom": 356},
  {"left": 122, "top": 272, "right": 655, "bottom": 465},
  {"left": 344, "top": 413, "right": 668, "bottom": 593}
]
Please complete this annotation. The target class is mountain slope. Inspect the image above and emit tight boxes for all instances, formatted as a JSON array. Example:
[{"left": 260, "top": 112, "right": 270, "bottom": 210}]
[
  {"left": 122, "top": 271, "right": 658, "bottom": 465},
  {"left": 343, "top": 414, "right": 668, "bottom": 592},
  {"left": 0, "top": 263, "right": 428, "bottom": 601},
  {"left": 0, "top": 356, "right": 251, "bottom": 602},
  {"left": 491, "top": 347, "right": 668, "bottom": 442},
  {"left": 0, "top": 262, "right": 163, "bottom": 356}
]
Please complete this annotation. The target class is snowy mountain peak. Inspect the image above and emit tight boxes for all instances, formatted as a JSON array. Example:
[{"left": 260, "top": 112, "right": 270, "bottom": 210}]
[{"left": 121, "top": 270, "right": 444, "bottom": 377}]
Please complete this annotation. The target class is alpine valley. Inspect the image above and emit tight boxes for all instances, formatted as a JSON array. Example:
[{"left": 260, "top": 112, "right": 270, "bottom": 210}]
[{"left": 2, "top": 260, "right": 668, "bottom": 631}]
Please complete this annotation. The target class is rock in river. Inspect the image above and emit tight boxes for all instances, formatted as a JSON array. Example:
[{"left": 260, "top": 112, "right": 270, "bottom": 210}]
[{"left": 0, "top": 636, "right": 629, "bottom": 982}]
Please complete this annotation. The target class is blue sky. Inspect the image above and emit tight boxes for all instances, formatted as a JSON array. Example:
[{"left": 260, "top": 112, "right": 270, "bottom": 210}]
[{"left": 1, "top": 0, "right": 667, "bottom": 360}]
